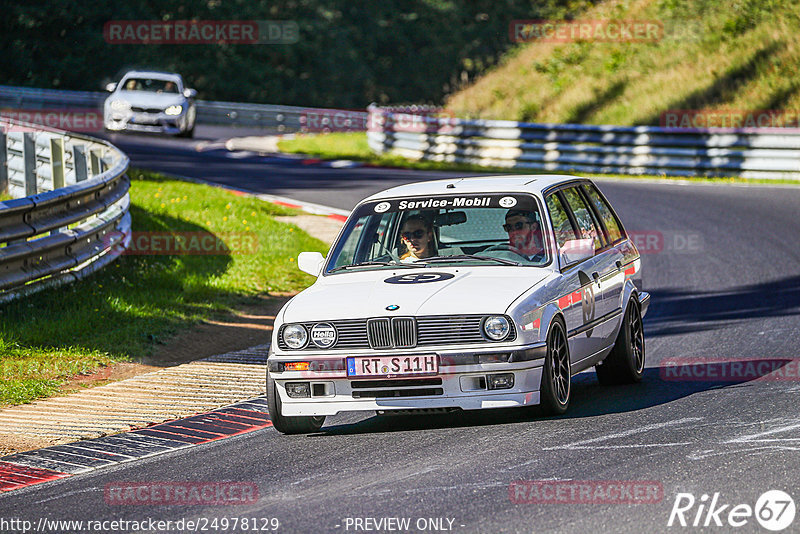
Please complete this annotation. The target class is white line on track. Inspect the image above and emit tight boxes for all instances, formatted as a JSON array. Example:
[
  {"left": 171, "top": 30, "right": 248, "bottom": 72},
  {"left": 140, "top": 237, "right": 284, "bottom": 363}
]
[
  {"left": 726, "top": 420, "right": 800, "bottom": 443},
  {"left": 542, "top": 417, "right": 703, "bottom": 451}
]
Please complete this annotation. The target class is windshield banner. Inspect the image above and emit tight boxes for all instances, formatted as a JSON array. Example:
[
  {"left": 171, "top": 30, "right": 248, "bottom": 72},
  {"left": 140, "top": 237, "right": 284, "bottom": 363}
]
[{"left": 368, "top": 194, "right": 537, "bottom": 215}]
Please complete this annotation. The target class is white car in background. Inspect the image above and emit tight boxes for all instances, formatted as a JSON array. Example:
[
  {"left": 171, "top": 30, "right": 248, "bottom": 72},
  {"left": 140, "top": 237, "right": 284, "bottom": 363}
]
[
  {"left": 267, "top": 175, "right": 649, "bottom": 434},
  {"left": 103, "top": 70, "right": 197, "bottom": 137}
]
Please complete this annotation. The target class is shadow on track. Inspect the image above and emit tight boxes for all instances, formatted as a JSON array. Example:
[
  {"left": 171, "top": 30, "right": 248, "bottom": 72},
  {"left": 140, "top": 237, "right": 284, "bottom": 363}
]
[
  {"left": 313, "top": 359, "right": 795, "bottom": 436},
  {"left": 644, "top": 274, "right": 800, "bottom": 337}
]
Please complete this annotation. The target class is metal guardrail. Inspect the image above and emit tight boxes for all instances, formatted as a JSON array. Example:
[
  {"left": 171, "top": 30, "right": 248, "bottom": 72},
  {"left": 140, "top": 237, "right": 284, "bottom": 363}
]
[
  {"left": 196, "top": 99, "right": 367, "bottom": 131},
  {"left": 0, "top": 85, "right": 368, "bottom": 133},
  {"left": 366, "top": 105, "right": 800, "bottom": 180},
  {"left": 0, "top": 119, "right": 131, "bottom": 302}
]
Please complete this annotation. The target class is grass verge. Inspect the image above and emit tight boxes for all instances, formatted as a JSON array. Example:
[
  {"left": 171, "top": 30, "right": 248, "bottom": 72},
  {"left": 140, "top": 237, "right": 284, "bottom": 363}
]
[
  {"left": 277, "top": 132, "right": 800, "bottom": 186},
  {"left": 0, "top": 169, "right": 328, "bottom": 406},
  {"left": 446, "top": 0, "right": 800, "bottom": 127},
  {"left": 277, "top": 132, "right": 505, "bottom": 173}
]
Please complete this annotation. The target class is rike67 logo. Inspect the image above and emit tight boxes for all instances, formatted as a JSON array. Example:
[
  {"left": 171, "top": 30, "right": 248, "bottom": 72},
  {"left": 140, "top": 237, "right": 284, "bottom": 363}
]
[{"left": 668, "top": 490, "right": 796, "bottom": 531}]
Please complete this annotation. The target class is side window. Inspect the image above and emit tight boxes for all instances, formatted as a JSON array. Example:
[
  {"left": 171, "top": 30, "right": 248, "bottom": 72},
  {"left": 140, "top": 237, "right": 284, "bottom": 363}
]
[
  {"left": 546, "top": 194, "right": 577, "bottom": 249},
  {"left": 560, "top": 187, "right": 604, "bottom": 251},
  {"left": 582, "top": 184, "right": 624, "bottom": 243}
]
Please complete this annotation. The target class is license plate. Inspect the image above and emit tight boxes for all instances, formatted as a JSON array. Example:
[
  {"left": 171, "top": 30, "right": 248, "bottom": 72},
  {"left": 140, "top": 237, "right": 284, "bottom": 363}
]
[
  {"left": 133, "top": 113, "right": 156, "bottom": 124},
  {"left": 347, "top": 355, "right": 438, "bottom": 378}
]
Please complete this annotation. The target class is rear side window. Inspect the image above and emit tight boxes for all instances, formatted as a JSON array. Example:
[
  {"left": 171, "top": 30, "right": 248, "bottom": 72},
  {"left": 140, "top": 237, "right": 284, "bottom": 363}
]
[
  {"left": 546, "top": 194, "right": 577, "bottom": 249},
  {"left": 582, "top": 184, "right": 624, "bottom": 243},
  {"left": 561, "top": 187, "right": 604, "bottom": 251}
]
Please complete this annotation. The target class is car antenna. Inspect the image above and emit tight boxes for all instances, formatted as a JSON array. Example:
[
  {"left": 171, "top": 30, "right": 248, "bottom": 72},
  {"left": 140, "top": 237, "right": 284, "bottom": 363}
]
[{"left": 446, "top": 183, "right": 455, "bottom": 188}]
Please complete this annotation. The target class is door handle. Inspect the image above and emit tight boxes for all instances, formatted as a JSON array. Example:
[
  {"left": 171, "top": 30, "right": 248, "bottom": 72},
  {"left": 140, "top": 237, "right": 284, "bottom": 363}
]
[
  {"left": 615, "top": 260, "right": 623, "bottom": 271},
  {"left": 592, "top": 271, "right": 601, "bottom": 286}
]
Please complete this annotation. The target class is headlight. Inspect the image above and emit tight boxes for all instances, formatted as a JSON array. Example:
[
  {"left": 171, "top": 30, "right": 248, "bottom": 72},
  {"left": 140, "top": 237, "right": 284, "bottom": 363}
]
[
  {"left": 110, "top": 100, "right": 130, "bottom": 111},
  {"left": 483, "top": 316, "right": 511, "bottom": 341},
  {"left": 283, "top": 324, "right": 308, "bottom": 349},
  {"left": 164, "top": 105, "right": 183, "bottom": 116}
]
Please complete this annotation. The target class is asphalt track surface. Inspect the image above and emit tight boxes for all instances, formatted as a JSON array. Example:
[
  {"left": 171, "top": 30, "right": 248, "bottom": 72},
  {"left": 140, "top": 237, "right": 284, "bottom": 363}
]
[{"left": 3, "top": 127, "right": 800, "bottom": 533}]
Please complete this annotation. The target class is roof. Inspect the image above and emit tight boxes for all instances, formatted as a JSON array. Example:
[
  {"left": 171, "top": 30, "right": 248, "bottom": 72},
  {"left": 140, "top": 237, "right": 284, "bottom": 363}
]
[{"left": 363, "top": 174, "right": 586, "bottom": 202}]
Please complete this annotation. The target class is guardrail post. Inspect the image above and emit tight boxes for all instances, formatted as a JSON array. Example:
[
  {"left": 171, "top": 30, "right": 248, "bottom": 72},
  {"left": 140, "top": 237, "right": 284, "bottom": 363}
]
[
  {"left": 101, "top": 155, "right": 113, "bottom": 173},
  {"left": 23, "top": 132, "right": 37, "bottom": 196},
  {"left": 50, "top": 137, "right": 65, "bottom": 190},
  {"left": 73, "top": 145, "right": 88, "bottom": 182},
  {"left": 0, "top": 131, "right": 7, "bottom": 195},
  {"left": 89, "top": 148, "right": 101, "bottom": 177}
]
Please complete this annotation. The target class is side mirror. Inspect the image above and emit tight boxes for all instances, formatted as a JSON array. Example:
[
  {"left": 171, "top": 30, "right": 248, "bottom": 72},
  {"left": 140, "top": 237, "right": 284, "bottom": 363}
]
[
  {"left": 183, "top": 88, "right": 197, "bottom": 98},
  {"left": 105, "top": 82, "right": 117, "bottom": 92},
  {"left": 298, "top": 252, "right": 325, "bottom": 277},
  {"left": 559, "top": 238, "right": 594, "bottom": 267},
  {"left": 433, "top": 211, "right": 467, "bottom": 227}
]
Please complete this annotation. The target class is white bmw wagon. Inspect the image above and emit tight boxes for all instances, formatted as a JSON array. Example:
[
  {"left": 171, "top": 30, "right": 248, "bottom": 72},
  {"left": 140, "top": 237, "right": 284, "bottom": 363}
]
[{"left": 267, "top": 175, "right": 649, "bottom": 434}]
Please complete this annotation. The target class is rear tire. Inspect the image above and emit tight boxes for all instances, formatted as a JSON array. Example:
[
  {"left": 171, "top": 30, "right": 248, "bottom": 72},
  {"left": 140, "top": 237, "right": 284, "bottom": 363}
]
[
  {"left": 540, "top": 318, "right": 571, "bottom": 415},
  {"left": 266, "top": 372, "right": 326, "bottom": 434},
  {"left": 596, "top": 297, "right": 645, "bottom": 385}
]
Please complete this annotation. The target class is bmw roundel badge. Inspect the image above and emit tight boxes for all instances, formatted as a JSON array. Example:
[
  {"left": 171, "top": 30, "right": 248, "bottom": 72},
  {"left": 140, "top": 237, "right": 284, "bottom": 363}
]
[{"left": 386, "top": 304, "right": 400, "bottom": 311}]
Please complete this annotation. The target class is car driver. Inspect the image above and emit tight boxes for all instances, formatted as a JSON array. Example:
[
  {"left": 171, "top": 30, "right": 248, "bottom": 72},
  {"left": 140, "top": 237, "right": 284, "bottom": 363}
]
[{"left": 503, "top": 209, "right": 544, "bottom": 259}]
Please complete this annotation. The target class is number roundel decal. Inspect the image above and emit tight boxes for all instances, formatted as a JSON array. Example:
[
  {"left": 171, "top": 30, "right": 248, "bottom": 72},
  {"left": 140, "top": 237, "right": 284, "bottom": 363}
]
[{"left": 384, "top": 272, "right": 455, "bottom": 284}]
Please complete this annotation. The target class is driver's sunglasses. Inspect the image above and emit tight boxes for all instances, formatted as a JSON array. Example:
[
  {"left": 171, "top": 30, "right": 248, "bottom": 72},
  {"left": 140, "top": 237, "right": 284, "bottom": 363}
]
[
  {"left": 401, "top": 229, "right": 426, "bottom": 239},
  {"left": 503, "top": 221, "right": 532, "bottom": 232}
]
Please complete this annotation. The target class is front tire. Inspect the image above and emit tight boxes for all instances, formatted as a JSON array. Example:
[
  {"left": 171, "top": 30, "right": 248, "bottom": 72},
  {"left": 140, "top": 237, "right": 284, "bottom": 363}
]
[
  {"left": 540, "top": 318, "right": 571, "bottom": 415},
  {"left": 177, "top": 124, "right": 194, "bottom": 138},
  {"left": 595, "top": 297, "right": 645, "bottom": 385},
  {"left": 266, "top": 372, "right": 325, "bottom": 434}
]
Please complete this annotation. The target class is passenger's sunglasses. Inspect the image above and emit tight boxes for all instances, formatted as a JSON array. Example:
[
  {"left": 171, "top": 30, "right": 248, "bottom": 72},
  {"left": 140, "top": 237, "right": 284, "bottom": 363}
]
[
  {"left": 503, "top": 221, "right": 532, "bottom": 232},
  {"left": 401, "top": 229, "right": 426, "bottom": 239}
]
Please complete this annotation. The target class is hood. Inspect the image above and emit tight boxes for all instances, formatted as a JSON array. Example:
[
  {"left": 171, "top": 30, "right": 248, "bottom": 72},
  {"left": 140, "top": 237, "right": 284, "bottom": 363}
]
[
  {"left": 108, "top": 91, "right": 185, "bottom": 108},
  {"left": 282, "top": 266, "right": 554, "bottom": 322}
]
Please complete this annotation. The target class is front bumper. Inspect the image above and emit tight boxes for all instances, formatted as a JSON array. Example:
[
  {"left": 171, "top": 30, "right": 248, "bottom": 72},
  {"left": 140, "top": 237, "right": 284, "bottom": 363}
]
[
  {"left": 104, "top": 111, "right": 183, "bottom": 134},
  {"left": 268, "top": 343, "right": 546, "bottom": 416}
]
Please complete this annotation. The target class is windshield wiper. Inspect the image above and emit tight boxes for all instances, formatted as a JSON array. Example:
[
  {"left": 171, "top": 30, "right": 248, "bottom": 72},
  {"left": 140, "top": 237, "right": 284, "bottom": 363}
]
[
  {"left": 328, "top": 261, "right": 417, "bottom": 273},
  {"left": 419, "top": 255, "right": 521, "bottom": 266}
]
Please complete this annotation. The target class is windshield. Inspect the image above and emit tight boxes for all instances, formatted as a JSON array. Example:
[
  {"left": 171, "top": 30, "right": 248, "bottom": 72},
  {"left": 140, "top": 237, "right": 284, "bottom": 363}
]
[
  {"left": 120, "top": 78, "right": 180, "bottom": 93},
  {"left": 326, "top": 193, "right": 551, "bottom": 273}
]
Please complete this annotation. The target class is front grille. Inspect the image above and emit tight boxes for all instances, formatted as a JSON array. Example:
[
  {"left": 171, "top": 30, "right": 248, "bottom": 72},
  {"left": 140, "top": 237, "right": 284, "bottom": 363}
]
[
  {"left": 365, "top": 317, "right": 417, "bottom": 348},
  {"left": 393, "top": 317, "right": 416, "bottom": 348},
  {"left": 417, "top": 316, "right": 486, "bottom": 345},
  {"left": 367, "top": 318, "right": 392, "bottom": 349},
  {"left": 351, "top": 378, "right": 442, "bottom": 389},
  {"left": 278, "top": 315, "right": 515, "bottom": 350},
  {"left": 131, "top": 106, "right": 164, "bottom": 113}
]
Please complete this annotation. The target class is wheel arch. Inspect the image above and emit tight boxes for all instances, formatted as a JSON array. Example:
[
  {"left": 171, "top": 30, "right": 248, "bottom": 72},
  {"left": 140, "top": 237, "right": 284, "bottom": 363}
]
[
  {"left": 621, "top": 277, "right": 641, "bottom": 310},
  {"left": 539, "top": 302, "right": 566, "bottom": 342}
]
